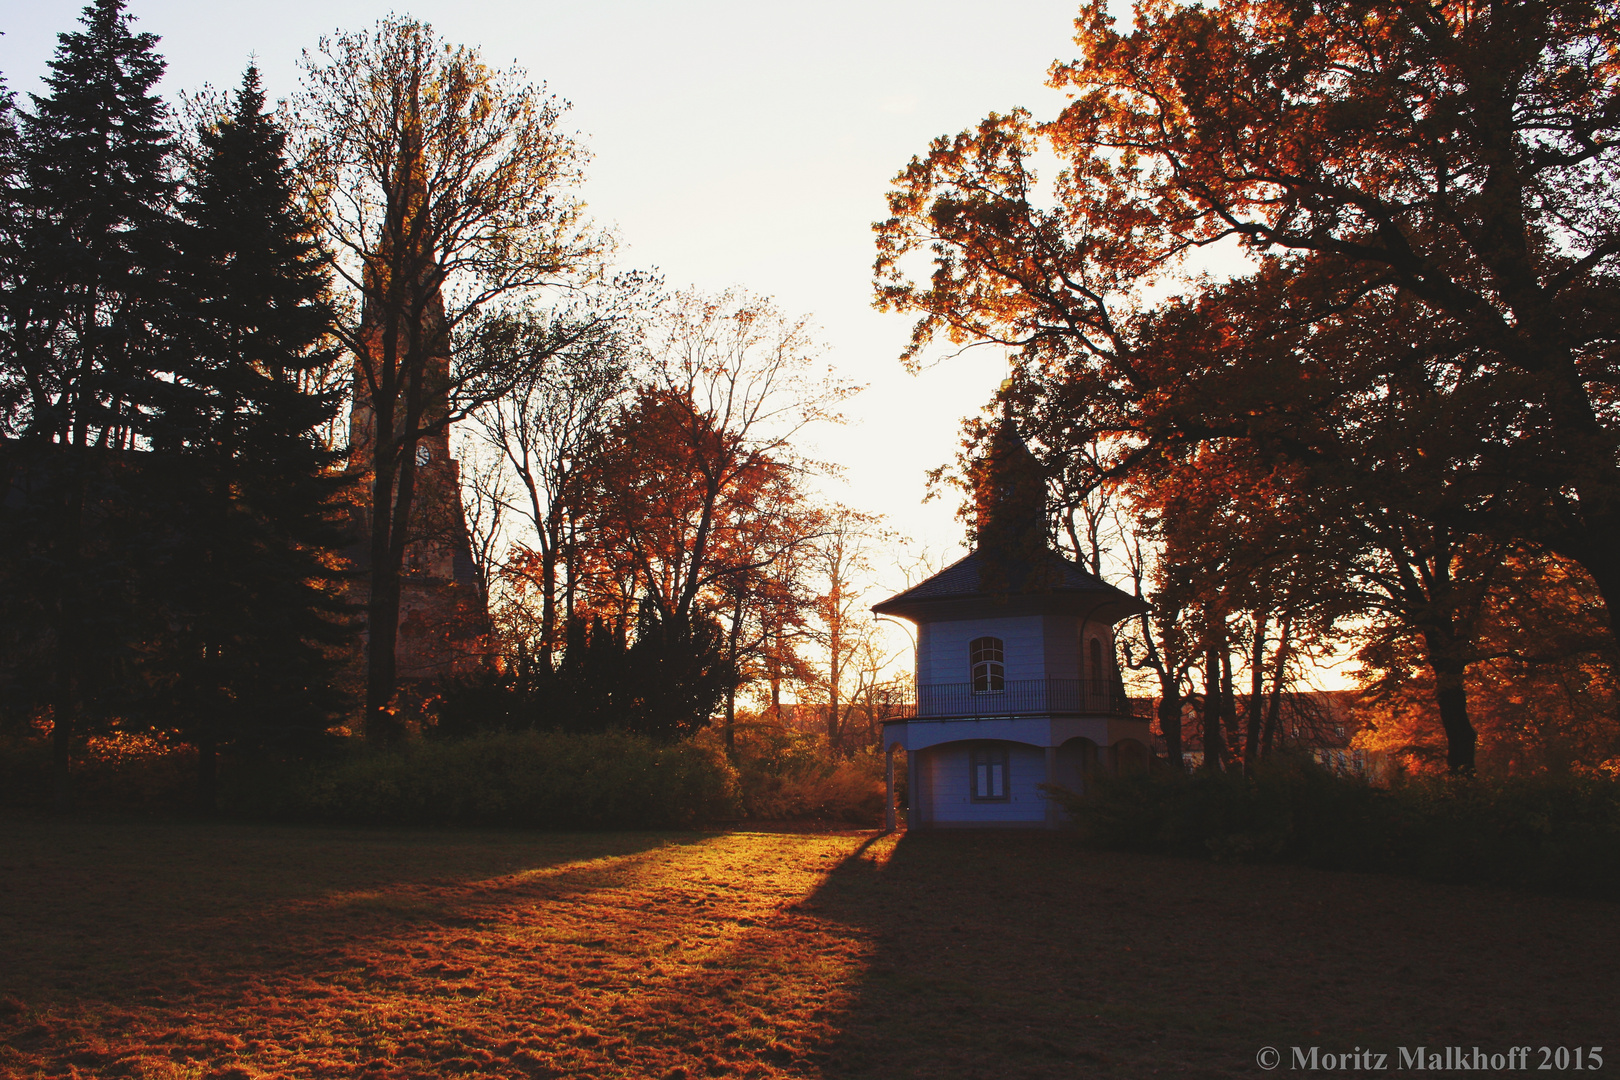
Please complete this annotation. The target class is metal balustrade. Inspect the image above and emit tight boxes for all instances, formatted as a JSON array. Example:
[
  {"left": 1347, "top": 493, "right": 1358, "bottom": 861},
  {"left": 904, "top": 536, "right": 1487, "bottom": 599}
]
[{"left": 914, "top": 679, "right": 1135, "bottom": 719}]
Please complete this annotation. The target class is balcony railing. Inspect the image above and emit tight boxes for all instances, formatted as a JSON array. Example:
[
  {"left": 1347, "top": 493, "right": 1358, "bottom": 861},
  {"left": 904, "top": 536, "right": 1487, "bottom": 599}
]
[{"left": 915, "top": 679, "right": 1137, "bottom": 719}]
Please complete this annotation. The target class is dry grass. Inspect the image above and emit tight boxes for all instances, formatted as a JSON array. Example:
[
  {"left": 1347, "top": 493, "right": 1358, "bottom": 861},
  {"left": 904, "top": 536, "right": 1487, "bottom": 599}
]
[{"left": 1, "top": 815, "right": 1615, "bottom": 1079}]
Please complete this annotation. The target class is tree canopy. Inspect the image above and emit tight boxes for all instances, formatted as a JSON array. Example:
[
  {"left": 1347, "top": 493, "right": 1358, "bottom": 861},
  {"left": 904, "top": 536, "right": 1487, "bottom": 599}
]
[{"left": 877, "top": 0, "right": 1620, "bottom": 773}]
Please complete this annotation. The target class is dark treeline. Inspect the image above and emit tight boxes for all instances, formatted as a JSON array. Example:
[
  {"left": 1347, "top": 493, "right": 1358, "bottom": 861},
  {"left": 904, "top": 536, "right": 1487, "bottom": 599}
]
[{"left": 0, "top": 3, "right": 352, "bottom": 811}]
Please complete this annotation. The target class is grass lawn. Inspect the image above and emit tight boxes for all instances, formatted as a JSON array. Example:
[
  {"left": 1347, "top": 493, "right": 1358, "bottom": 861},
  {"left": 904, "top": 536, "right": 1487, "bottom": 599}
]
[{"left": 1, "top": 815, "right": 1615, "bottom": 1079}]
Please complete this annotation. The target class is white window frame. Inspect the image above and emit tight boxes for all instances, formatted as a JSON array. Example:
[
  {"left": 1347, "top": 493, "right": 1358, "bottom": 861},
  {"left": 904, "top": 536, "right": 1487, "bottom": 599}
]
[
  {"left": 970, "top": 744, "right": 1010, "bottom": 802},
  {"left": 970, "top": 636, "right": 1005, "bottom": 694}
]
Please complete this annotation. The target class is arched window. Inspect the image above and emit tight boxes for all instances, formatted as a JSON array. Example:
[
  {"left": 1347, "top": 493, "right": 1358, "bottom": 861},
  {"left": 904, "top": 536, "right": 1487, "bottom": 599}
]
[
  {"left": 1089, "top": 638, "right": 1105, "bottom": 683},
  {"left": 970, "top": 636, "right": 1004, "bottom": 693}
]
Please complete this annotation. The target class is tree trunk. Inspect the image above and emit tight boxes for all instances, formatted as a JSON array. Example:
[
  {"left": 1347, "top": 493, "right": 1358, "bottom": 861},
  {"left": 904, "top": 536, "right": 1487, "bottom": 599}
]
[
  {"left": 724, "top": 593, "right": 743, "bottom": 757},
  {"left": 827, "top": 617, "right": 842, "bottom": 747},
  {"left": 768, "top": 626, "right": 782, "bottom": 720},
  {"left": 1158, "top": 686, "right": 1184, "bottom": 772},
  {"left": 1565, "top": 538, "right": 1620, "bottom": 668},
  {"left": 1436, "top": 674, "right": 1476, "bottom": 775},
  {"left": 364, "top": 440, "right": 409, "bottom": 744},
  {"left": 1426, "top": 646, "right": 1477, "bottom": 774},
  {"left": 51, "top": 437, "right": 90, "bottom": 813},
  {"left": 539, "top": 539, "right": 559, "bottom": 666},
  {"left": 365, "top": 578, "right": 404, "bottom": 742},
  {"left": 364, "top": 393, "right": 424, "bottom": 744},
  {"left": 1262, "top": 687, "right": 1283, "bottom": 757},
  {"left": 1414, "top": 592, "right": 1477, "bottom": 773},
  {"left": 723, "top": 685, "right": 737, "bottom": 756},
  {"left": 1202, "top": 617, "right": 1227, "bottom": 771},
  {"left": 1591, "top": 552, "right": 1620, "bottom": 639},
  {"left": 1244, "top": 611, "right": 1267, "bottom": 773},
  {"left": 1220, "top": 648, "right": 1239, "bottom": 756},
  {"left": 564, "top": 511, "right": 577, "bottom": 629},
  {"left": 524, "top": 463, "right": 562, "bottom": 665},
  {"left": 1136, "top": 611, "right": 1184, "bottom": 771},
  {"left": 1261, "top": 615, "right": 1291, "bottom": 759}
]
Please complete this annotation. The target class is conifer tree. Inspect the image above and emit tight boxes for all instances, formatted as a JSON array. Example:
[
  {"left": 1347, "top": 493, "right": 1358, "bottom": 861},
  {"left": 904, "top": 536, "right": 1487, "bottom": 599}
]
[
  {"left": 0, "top": 0, "right": 178, "bottom": 808},
  {"left": 0, "top": 77, "right": 21, "bottom": 401},
  {"left": 14, "top": 0, "right": 175, "bottom": 446},
  {"left": 145, "top": 67, "right": 354, "bottom": 810}
]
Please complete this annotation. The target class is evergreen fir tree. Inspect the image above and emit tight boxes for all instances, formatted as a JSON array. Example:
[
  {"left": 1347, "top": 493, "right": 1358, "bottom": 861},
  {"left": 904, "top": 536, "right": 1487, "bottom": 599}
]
[
  {"left": 1, "top": 0, "right": 179, "bottom": 808},
  {"left": 0, "top": 76, "right": 22, "bottom": 423},
  {"left": 146, "top": 67, "right": 355, "bottom": 810},
  {"left": 625, "top": 600, "right": 733, "bottom": 742},
  {"left": 17, "top": 0, "right": 176, "bottom": 446},
  {"left": 0, "top": 74, "right": 40, "bottom": 739}
]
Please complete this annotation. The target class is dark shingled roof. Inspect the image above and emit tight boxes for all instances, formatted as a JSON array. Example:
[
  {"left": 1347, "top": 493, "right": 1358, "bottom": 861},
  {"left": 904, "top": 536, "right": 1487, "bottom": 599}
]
[{"left": 872, "top": 547, "right": 1146, "bottom": 619}]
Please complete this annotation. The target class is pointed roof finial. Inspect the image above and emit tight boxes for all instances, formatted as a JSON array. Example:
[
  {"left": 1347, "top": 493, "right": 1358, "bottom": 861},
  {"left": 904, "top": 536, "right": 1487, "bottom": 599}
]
[{"left": 973, "top": 408, "right": 1046, "bottom": 572}]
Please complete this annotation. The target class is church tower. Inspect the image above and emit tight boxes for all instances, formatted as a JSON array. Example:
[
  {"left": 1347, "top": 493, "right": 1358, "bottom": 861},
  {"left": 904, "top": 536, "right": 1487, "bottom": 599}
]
[{"left": 345, "top": 233, "right": 488, "bottom": 686}]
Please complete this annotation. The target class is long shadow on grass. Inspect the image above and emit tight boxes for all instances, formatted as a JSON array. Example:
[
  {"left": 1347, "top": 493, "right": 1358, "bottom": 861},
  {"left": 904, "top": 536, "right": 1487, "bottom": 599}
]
[
  {"left": 1, "top": 820, "right": 840, "bottom": 1079},
  {"left": 9, "top": 821, "right": 1620, "bottom": 1080},
  {"left": 0, "top": 816, "right": 706, "bottom": 1003},
  {"left": 797, "top": 829, "right": 1620, "bottom": 1080}
]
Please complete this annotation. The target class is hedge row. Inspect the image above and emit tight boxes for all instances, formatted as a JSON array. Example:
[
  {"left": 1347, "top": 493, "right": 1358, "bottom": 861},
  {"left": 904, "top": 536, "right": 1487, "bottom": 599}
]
[
  {"left": 1048, "top": 755, "right": 1620, "bottom": 898},
  {"left": 233, "top": 730, "right": 742, "bottom": 828},
  {"left": 0, "top": 730, "right": 743, "bottom": 829}
]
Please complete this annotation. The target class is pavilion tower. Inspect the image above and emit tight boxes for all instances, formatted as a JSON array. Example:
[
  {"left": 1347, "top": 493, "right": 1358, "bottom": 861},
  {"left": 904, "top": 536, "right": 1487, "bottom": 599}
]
[{"left": 874, "top": 417, "right": 1151, "bottom": 828}]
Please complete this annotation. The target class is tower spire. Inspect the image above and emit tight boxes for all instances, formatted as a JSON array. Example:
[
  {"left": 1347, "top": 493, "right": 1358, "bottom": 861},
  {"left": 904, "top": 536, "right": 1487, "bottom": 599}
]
[{"left": 972, "top": 409, "right": 1049, "bottom": 592}]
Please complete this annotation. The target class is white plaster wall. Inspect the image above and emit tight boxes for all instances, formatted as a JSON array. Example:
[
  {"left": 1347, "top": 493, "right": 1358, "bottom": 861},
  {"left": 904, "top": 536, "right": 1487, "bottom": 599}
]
[
  {"left": 901, "top": 715, "right": 1064, "bottom": 752},
  {"left": 1079, "top": 620, "right": 1118, "bottom": 683},
  {"left": 915, "top": 621, "right": 934, "bottom": 685},
  {"left": 916, "top": 614, "right": 1124, "bottom": 686},
  {"left": 920, "top": 741, "right": 1048, "bottom": 824},
  {"left": 1042, "top": 615, "right": 1081, "bottom": 680}
]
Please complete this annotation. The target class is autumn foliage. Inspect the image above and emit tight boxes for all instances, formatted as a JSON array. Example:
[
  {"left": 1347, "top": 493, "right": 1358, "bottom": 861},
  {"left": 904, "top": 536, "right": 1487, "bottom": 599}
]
[{"left": 876, "top": 0, "right": 1620, "bottom": 774}]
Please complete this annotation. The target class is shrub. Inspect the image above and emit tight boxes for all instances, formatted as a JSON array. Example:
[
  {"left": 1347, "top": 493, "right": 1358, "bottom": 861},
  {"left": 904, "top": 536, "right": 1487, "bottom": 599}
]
[
  {"left": 227, "top": 729, "right": 741, "bottom": 829},
  {"left": 0, "top": 734, "right": 53, "bottom": 808},
  {"left": 1048, "top": 755, "right": 1620, "bottom": 898},
  {"left": 0, "top": 731, "right": 198, "bottom": 813},
  {"left": 725, "top": 726, "right": 889, "bottom": 825},
  {"left": 433, "top": 611, "right": 734, "bottom": 742}
]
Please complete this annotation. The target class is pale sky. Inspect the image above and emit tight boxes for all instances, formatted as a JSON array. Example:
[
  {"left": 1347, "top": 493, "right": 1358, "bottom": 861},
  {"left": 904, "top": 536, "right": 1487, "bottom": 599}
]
[
  {"left": 2, "top": 1, "right": 1354, "bottom": 688},
  {"left": 3, "top": 3, "right": 1084, "bottom": 607}
]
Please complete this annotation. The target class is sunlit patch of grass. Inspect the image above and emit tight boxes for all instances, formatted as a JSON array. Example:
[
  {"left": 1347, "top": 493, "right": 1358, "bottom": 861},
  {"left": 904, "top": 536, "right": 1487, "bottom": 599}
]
[{"left": 0, "top": 817, "right": 881, "bottom": 1078}]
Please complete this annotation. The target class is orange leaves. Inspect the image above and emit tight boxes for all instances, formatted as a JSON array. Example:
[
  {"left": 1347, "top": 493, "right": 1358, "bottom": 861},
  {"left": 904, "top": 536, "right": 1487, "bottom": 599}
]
[
  {"left": 887, "top": 0, "right": 1620, "bottom": 361},
  {"left": 877, "top": 0, "right": 1620, "bottom": 773},
  {"left": 581, "top": 386, "right": 796, "bottom": 623},
  {"left": 562, "top": 290, "right": 848, "bottom": 652}
]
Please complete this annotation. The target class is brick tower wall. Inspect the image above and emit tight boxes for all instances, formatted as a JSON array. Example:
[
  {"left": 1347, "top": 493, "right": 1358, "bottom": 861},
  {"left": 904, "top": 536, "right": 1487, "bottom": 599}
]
[{"left": 345, "top": 287, "right": 490, "bottom": 684}]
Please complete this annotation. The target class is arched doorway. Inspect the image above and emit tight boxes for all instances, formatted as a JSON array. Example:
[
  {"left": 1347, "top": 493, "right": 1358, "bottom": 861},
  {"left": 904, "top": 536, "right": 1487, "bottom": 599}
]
[
  {"left": 1055, "top": 737, "right": 1100, "bottom": 795},
  {"left": 1114, "top": 737, "right": 1151, "bottom": 775}
]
